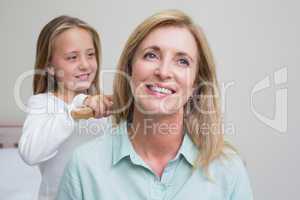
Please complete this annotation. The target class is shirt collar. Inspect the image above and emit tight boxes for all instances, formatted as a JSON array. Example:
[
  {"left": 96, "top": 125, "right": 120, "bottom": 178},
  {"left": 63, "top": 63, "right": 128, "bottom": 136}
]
[
  {"left": 112, "top": 120, "right": 199, "bottom": 166},
  {"left": 112, "top": 120, "right": 133, "bottom": 166},
  {"left": 178, "top": 131, "right": 199, "bottom": 166}
]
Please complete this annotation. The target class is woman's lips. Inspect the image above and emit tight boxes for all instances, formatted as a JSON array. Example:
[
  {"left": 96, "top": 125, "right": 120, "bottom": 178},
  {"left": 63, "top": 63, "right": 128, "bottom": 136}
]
[{"left": 145, "top": 84, "right": 176, "bottom": 98}]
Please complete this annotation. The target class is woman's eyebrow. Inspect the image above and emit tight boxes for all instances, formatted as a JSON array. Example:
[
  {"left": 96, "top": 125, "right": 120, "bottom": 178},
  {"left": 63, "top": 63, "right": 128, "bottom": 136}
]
[
  {"left": 140, "top": 45, "right": 195, "bottom": 63},
  {"left": 141, "top": 45, "right": 161, "bottom": 52}
]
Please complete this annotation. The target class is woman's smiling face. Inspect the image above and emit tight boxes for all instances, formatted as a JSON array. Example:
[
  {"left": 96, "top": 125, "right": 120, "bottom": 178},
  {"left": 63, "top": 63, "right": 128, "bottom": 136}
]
[{"left": 131, "top": 25, "right": 199, "bottom": 115}]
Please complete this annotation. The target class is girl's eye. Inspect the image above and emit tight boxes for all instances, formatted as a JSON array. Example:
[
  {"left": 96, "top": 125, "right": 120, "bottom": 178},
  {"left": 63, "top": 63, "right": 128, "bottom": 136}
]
[
  {"left": 88, "top": 53, "right": 96, "bottom": 59},
  {"left": 178, "top": 58, "right": 190, "bottom": 66},
  {"left": 144, "top": 52, "right": 157, "bottom": 60},
  {"left": 87, "top": 52, "right": 95, "bottom": 58},
  {"left": 67, "top": 55, "right": 77, "bottom": 61}
]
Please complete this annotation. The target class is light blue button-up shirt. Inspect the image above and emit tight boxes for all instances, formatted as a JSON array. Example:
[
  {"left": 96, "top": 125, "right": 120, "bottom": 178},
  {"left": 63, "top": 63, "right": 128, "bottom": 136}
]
[{"left": 56, "top": 119, "right": 253, "bottom": 200}]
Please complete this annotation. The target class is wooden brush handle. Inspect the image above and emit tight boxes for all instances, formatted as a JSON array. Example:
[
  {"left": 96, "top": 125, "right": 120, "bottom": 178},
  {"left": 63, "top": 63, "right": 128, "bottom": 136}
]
[{"left": 71, "top": 106, "right": 94, "bottom": 120}]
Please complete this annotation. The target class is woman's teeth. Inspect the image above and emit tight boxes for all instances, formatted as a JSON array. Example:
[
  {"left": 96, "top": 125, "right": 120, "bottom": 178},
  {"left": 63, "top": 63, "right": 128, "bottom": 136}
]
[{"left": 148, "top": 85, "right": 172, "bottom": 94}]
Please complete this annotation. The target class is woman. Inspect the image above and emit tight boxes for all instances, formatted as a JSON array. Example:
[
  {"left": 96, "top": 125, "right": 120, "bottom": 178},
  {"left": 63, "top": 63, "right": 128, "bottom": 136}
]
[{"left": 56, "top": 10, "right": 253, "bottom": 200}]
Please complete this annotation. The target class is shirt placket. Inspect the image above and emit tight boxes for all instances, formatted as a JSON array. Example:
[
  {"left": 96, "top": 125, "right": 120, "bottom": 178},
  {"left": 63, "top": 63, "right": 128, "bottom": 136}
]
[{"left": 149, "top": 160, "right": 177, "bottom": 200}]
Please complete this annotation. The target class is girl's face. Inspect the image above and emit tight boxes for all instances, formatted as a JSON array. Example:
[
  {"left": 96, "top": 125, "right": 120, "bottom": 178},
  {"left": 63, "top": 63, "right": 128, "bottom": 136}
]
[
  {"left": 131, "top": 26, "right": 198, "bottom": 115},
  {"left": 49, "top": 27, "right": 97, "bottom": 96}
]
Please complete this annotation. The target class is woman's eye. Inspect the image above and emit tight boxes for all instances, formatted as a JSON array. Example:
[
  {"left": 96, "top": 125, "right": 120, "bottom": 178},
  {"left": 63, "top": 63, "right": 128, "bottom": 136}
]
[
  {"left": 144, "top": 52, "right": 157, "bottom": 60},
  {"left": 178, "top": 58, "right": 190, "bottom": 66}
]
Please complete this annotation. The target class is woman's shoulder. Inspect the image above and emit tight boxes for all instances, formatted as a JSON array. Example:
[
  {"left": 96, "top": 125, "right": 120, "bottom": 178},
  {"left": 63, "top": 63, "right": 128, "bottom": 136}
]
[
  {"left": 209, "top": 147, "right": 253, "bottom": 198},
  {"left": 72, "top": 119, "right": 115, "bottom": 166},
  {"left": 70, "top": 118, "right": 129, "bottom": 168},
  {"left": 77, "top": 129, "right": 113, "bottom": 154},
  {"left": 211, "top": 148, "right": 247, "bottom": 175},
  {"left": 208, "top": 147, "right": 251, "bottom": 191}
]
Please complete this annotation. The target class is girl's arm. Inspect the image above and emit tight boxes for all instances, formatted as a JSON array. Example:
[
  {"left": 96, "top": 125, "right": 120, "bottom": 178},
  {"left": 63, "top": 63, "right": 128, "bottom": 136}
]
[{"left": 18, "top": 93, "right": 87, "bottom": 165}]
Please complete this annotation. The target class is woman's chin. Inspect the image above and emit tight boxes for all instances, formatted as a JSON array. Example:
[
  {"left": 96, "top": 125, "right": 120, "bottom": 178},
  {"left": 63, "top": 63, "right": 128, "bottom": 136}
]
[{"left": 135, "top": 103, "right": 180, "bottom": 116}]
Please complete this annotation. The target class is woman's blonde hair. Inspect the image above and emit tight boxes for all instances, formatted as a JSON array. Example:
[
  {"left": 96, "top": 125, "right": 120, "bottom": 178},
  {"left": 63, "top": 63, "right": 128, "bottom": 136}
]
[
  {"left": 113, "top": 10, "right": 233, "bottom": 171},
  {"left": 33, "top": 15, "right": 101, "bottom": 95}
]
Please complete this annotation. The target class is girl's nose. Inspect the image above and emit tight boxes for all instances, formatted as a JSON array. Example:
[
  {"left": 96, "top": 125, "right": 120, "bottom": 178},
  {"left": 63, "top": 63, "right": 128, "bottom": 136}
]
[{"left": 78, "top": 56, "right": 89, "bottom": 70}]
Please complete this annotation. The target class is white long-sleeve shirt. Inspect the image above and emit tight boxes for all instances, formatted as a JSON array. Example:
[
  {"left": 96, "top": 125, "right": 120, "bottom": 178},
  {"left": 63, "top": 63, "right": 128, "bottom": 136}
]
[{"left": 18, "top": 93, "right": 106, "bottom": 200}]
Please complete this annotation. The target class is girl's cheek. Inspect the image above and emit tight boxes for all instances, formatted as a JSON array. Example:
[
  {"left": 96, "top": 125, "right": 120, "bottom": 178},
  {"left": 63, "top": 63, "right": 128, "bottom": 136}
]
[{"left": 91, "top": 61, "right": 98, "bottom": 71}]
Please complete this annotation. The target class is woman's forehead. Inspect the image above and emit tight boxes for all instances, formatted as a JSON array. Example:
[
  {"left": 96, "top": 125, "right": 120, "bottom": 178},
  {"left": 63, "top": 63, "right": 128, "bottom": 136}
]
[{"left": 138, "top": 26, "right": 198, "bottom": 58}]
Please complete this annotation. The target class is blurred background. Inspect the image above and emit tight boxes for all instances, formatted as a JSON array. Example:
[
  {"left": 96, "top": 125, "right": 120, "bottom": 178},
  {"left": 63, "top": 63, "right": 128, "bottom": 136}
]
[{"left": 0, "top": 0, "right": 298, "bottom": 199}]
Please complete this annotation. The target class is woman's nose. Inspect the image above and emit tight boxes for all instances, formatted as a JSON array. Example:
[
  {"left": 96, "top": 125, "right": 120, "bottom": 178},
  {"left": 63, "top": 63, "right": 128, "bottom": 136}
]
[{"left": 154, "top": 60, "right": 173, "bottom": 80}]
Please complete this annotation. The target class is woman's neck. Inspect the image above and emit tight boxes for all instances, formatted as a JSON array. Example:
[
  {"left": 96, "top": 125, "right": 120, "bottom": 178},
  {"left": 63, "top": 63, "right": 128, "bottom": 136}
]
[{"left": 129, "top": 108, "right": 185, "bottom": 163}]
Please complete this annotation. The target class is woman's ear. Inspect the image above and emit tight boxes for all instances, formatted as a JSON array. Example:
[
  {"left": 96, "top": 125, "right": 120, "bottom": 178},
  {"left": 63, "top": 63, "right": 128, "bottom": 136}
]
[{"left": 46, "top": 64, "right": 55, "bottom": 76}]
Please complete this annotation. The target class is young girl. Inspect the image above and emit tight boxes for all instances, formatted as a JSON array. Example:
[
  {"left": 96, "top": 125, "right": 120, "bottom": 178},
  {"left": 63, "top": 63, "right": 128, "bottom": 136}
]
[{"left": 18, "top": 16, "right": 112, "bottom": 200}]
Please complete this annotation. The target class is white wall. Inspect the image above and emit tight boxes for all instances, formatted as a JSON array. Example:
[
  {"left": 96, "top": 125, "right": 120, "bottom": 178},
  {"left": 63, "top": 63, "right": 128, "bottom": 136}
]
[{"left": 0, "top": 0, "right": 299, "bottom": 199}]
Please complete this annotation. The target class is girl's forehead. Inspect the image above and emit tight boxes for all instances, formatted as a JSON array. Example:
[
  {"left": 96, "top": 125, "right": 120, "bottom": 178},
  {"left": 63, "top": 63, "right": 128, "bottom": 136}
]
[{"left": 52, "top": 28, "right": 94, "bottom": 53}]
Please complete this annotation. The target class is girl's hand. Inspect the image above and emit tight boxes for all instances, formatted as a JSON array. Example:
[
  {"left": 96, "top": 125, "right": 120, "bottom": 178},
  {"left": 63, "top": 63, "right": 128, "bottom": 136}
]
[
  {"left": 83, "top": 94, "right": 113, "bottom": 118},
  {"left": 71, "top": 95, "right": 113, "bottom": 119}
]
